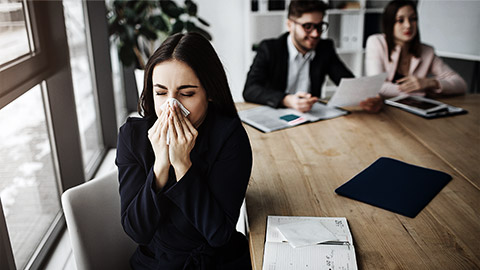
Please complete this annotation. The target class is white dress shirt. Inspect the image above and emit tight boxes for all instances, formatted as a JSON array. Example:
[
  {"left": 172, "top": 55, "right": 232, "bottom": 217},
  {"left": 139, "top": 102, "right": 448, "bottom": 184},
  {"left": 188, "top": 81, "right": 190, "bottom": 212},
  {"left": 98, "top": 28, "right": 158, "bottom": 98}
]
[{"left": 286, "top": 34, "right": 316, "bottom": 95}]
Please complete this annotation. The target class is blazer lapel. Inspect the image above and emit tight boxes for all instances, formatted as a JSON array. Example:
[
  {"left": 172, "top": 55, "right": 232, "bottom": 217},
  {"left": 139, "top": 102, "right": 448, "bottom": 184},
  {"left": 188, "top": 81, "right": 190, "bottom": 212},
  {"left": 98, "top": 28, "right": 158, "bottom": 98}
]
[
  {"left": 409, "top": 56, "right": 421, "bottom": 74},
  {"left": 309, "top": 56, "right": 321, "bottom": 97},
  {"left": 278, "top": 33, "right": 289, "bottom": 92}
]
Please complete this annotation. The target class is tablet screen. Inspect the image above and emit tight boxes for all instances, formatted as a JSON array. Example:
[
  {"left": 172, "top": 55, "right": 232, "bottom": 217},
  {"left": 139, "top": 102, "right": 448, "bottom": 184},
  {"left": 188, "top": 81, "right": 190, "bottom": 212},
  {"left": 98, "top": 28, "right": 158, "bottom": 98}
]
[{"left": 396, "top": 97, "right": 439, "bottom": 110}]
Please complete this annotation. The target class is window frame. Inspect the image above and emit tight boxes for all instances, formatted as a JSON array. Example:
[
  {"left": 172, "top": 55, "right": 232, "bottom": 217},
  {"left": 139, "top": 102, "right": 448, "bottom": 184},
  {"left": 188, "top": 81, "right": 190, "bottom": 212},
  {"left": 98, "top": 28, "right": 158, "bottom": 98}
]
[
  {"left": 0, "top": 1, "right": 50, "bottom": 109},
  {"left": 0, "top": 1, "right": 118, "bottom": 268}
]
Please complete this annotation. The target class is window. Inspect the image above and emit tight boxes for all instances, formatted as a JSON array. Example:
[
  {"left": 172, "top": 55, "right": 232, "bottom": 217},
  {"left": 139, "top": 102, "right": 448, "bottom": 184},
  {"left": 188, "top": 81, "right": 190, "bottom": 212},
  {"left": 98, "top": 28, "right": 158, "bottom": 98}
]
[
  {"left": 0, "top": 0, "right": 33, "bottom": 66},
  {"left": 110, "top": 38, "right": 128, "bottom": 127},
  {"left": 0, "top": 85, "right": 61, "bottom": 269},
  {"left": 105, "top": 0, "right": 129, "bottom": 127},
  {"left": 63, "top": 0, "right": 104, "bottom": 175},
  {"left": 0, "top": 1, "right": 118, "bottom": 268}
]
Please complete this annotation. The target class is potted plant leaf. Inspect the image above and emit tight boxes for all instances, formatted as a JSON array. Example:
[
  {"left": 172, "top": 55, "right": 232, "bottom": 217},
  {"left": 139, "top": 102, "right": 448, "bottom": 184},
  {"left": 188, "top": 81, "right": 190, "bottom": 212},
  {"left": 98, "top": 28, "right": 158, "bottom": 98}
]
[{"left": 107, "top": 0, "right": 211, "bottom": 96}]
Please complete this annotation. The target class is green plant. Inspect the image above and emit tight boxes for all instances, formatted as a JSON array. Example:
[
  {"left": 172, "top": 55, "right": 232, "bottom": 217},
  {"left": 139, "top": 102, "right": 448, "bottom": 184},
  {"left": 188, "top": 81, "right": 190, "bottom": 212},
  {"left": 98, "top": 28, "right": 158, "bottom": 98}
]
[{"left": 107, "top": 0, "right": 211, "bottom": 69}]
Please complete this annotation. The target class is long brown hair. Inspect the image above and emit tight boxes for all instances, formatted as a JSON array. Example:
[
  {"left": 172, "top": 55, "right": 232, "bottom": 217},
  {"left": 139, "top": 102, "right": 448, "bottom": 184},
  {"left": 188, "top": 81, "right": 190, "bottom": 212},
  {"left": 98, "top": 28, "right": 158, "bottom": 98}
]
[
  {"left": 138, "top": 32, "right": 237, "bottom": 118},
  {"left": 382, "top": 0, "right": 421, "bottom": 61}
]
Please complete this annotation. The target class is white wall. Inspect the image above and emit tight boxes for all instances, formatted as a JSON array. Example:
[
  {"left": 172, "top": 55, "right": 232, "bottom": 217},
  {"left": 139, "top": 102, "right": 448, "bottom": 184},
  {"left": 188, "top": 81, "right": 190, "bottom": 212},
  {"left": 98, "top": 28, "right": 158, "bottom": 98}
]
[
  {"left": 418, "top": 0, "right": 480, "bottom": 60},
  {"left": 196, "top": 0, "right": 249, "bottom": 102}
]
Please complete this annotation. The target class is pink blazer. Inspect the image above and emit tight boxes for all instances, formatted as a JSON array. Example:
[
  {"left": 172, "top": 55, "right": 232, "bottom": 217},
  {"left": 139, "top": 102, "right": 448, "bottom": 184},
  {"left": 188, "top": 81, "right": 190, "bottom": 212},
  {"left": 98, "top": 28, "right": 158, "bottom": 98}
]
[{"left": 365, "top": 34, "right": 467, "bottom": 98}]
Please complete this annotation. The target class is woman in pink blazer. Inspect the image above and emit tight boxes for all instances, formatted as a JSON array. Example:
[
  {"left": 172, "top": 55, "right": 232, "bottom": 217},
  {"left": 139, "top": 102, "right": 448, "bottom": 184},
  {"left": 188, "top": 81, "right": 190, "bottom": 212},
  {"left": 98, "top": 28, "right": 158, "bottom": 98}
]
[{"left": 365, "top": 0, "right": 467, "bottom": 98}]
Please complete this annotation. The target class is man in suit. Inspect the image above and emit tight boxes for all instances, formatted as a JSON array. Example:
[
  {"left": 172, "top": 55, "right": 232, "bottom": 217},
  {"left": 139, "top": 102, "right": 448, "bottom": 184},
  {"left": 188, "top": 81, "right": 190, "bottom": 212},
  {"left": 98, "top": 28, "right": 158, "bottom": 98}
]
[{"left": 243, "top": 0, "right": 382, "bottom": 113}]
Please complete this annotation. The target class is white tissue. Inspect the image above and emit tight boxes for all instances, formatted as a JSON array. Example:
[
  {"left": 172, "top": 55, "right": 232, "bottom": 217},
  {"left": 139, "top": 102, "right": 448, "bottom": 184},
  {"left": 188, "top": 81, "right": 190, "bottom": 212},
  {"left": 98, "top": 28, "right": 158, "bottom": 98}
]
[
  {"left": 160, "top": 98, "right": 190, "bottom": 117},
  {"left": 160, "top": 98, "right": 190, "bottom": 145}
]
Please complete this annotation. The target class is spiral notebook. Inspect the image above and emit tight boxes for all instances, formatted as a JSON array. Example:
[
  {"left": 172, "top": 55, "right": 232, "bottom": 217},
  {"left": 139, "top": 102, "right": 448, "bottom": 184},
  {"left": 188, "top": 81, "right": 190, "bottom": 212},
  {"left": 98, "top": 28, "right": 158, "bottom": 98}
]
[{"left": 335, "top": 157, "right": 452, "bottom": 218}]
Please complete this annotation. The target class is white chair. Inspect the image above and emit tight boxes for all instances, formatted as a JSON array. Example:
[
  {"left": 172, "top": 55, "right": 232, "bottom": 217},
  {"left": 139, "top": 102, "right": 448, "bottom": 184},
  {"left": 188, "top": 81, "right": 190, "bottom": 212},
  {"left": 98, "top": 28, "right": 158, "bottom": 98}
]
[{"left": 61, "top": 170, "right": 136, "bottom": 270}]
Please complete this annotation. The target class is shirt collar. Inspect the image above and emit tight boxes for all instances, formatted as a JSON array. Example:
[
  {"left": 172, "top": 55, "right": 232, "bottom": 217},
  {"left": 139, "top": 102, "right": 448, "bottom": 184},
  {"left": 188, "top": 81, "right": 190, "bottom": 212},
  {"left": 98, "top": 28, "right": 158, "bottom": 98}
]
[{"left": 287, "top": 34, "right": 316, "bottom": 62}]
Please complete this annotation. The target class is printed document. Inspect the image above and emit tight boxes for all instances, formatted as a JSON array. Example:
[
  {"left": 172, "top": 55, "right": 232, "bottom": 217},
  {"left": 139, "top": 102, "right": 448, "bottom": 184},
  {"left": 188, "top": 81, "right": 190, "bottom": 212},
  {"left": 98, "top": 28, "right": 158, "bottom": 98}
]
[{"left": 328, "top": 73, "right": 387, "bottom": 108}]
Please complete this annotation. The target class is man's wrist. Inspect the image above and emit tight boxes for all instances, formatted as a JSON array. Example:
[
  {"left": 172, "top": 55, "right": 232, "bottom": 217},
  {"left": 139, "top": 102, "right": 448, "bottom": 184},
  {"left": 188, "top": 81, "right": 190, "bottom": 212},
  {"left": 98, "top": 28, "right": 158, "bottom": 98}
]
[{"left": 282, "top": 94, "right": 293, "bottom": 108}]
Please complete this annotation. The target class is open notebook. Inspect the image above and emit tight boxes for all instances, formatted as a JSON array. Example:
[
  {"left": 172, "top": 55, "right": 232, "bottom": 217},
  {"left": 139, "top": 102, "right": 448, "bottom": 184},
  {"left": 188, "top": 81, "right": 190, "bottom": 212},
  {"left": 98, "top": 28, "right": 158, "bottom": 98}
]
[
  {"left": 262, "top": 216, "right": 357, "bottom": 270},
  {"left": 239, "top": 102, "right": 348, "bottom": 133}
]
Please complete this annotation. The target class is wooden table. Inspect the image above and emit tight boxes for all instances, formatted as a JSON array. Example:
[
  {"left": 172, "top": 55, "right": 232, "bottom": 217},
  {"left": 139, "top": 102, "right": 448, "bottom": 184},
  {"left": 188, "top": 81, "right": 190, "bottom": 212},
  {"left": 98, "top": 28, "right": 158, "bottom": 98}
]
[
  {"left": 384, "top": 95, "right": 480, "bottom": 189},
  {"left": 237, "top": 94, "right": 480, "bottom": 270}
]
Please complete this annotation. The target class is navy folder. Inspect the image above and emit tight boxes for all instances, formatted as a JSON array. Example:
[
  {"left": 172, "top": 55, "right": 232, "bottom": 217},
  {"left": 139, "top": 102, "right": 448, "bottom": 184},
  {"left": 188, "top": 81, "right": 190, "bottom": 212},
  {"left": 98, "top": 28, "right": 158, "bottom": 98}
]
[{"left": 335, "top": 157, "right": 452, "bottom": 218}]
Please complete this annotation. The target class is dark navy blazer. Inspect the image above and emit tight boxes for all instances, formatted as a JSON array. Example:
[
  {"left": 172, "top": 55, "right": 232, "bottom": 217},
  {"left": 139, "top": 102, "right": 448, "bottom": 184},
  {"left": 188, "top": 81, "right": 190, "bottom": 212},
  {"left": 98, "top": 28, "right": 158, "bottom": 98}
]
[
  {"left": 243, "top": 32, "right": 354, "bottom": 108},
  {"left": 116, "top": 107, "right": 253, "bottom": 269}
]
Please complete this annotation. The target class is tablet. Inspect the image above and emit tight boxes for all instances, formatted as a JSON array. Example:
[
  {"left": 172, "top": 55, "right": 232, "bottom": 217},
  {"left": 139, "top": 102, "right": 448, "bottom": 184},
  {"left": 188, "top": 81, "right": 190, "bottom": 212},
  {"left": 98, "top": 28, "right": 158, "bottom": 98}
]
[
  {"left": 387, "top": 95, "right": 447, "bottom": 114},
  {"left": 385, "top": 95, "right": 466, "bottom": 118}
]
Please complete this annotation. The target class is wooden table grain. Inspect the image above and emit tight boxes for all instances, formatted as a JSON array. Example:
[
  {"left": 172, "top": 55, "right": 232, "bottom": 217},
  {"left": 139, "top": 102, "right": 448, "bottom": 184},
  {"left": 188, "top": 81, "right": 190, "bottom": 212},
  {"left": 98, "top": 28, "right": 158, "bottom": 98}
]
[
  {"left": 237, "top": 95, "right": 480, "bottom": 270},
  {"left": 384, "top": 94, "right": 480, "bottom": 189}
]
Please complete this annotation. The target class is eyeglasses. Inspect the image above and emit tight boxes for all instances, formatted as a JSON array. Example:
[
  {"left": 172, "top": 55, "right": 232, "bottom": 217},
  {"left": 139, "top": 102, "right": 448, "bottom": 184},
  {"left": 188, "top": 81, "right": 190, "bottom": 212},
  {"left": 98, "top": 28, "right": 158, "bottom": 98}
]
[{"left": 290, "top": 19, "right": 329, "bottom": 33}]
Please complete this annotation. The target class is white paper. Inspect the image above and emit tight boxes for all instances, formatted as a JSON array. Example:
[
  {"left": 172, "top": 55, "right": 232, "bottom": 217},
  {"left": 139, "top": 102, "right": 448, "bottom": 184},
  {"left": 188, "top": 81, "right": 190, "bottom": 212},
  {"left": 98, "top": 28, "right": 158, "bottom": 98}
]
[
  {"left": 265, "top": 216, "right": 352, "bottom": 244},
  {"left": 263, "top": 242, "right": 356, "bottom": 270},
  {"left": 276, "top": 220, "right": 339, "bottom": 248},
  {"left": 327, "top": 73, "right": 387, "bottom": 108},
  {"left": 262, "top": 216, "right": 358, "bottom": 270}
]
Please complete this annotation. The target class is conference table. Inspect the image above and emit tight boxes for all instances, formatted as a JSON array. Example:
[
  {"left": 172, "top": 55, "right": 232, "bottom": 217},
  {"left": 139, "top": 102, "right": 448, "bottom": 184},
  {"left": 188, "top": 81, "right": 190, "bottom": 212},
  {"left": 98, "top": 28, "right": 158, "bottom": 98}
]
[{"left": 237, "top": 94, "right": 480, "bottom": 270}]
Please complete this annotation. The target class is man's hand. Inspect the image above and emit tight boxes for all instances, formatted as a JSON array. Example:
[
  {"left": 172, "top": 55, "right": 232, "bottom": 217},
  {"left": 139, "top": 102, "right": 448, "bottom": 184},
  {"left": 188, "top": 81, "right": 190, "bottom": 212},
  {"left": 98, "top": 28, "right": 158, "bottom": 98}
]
[
  {"left": 282, "top": 92, "right": 319, "bottom": 113},
  {"left": 359, "top": 96, "right": 383, "bottom": 113}
]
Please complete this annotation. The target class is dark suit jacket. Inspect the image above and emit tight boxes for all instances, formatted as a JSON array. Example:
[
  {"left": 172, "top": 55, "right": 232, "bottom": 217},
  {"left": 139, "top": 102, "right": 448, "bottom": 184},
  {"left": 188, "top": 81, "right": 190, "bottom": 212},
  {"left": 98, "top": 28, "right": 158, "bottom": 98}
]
[
  {"left": 243, "top": 32, "right": 354, "bottom": 108},
  {"left": 116, "top": 107, "right": 252, "bottom": 269}
]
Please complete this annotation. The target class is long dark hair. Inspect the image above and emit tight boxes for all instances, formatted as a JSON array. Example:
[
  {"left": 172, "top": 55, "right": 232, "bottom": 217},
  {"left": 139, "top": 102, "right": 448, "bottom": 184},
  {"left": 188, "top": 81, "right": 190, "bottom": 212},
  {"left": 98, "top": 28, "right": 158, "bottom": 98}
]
[
  {"left": 382, "top": 0, "right": 421, "bottom": 61},
  {"left": 138, "top": 32, "right": 237, "bottom": 118}
]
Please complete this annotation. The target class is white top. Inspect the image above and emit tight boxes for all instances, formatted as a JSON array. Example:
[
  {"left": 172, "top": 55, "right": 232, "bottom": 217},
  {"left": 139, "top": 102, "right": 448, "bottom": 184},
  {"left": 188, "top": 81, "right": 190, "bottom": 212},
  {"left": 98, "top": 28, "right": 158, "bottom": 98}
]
[{"left": 286, "top": 34, "right": 316, "bottom": 95}]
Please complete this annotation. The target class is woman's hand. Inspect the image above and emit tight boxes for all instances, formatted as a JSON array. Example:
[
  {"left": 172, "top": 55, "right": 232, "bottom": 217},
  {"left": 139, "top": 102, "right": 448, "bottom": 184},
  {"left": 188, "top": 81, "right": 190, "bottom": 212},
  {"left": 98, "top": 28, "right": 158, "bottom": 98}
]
[
  {"left": 397, "top": 76, "right": 440, "bottom": 94},
  {"left": 360, "top": 96, "right": 384, "bottom": 113},
  {"left": 168, "top": 102, "right": 198, "bottom": 181},
  {"left": 148, "top": 108, "right": 170, "bottom": 190}
]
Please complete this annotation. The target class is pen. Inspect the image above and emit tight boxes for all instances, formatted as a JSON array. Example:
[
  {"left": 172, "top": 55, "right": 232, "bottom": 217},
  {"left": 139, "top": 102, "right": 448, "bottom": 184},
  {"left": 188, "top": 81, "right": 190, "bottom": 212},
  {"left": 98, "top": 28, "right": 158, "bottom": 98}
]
[
  {"left": 320, "top": 241, "right": 351, "bottom": 246},
  {"left": 321, "top": 241, "right": 351, "bottom": 250}
]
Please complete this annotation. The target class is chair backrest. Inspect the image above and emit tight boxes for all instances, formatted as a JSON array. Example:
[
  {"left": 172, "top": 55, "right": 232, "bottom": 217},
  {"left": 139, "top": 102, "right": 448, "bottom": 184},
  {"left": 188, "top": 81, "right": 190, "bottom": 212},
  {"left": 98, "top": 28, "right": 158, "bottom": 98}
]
[{"left": 61, "top": 170, "right": 136, "bottom": 270}]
